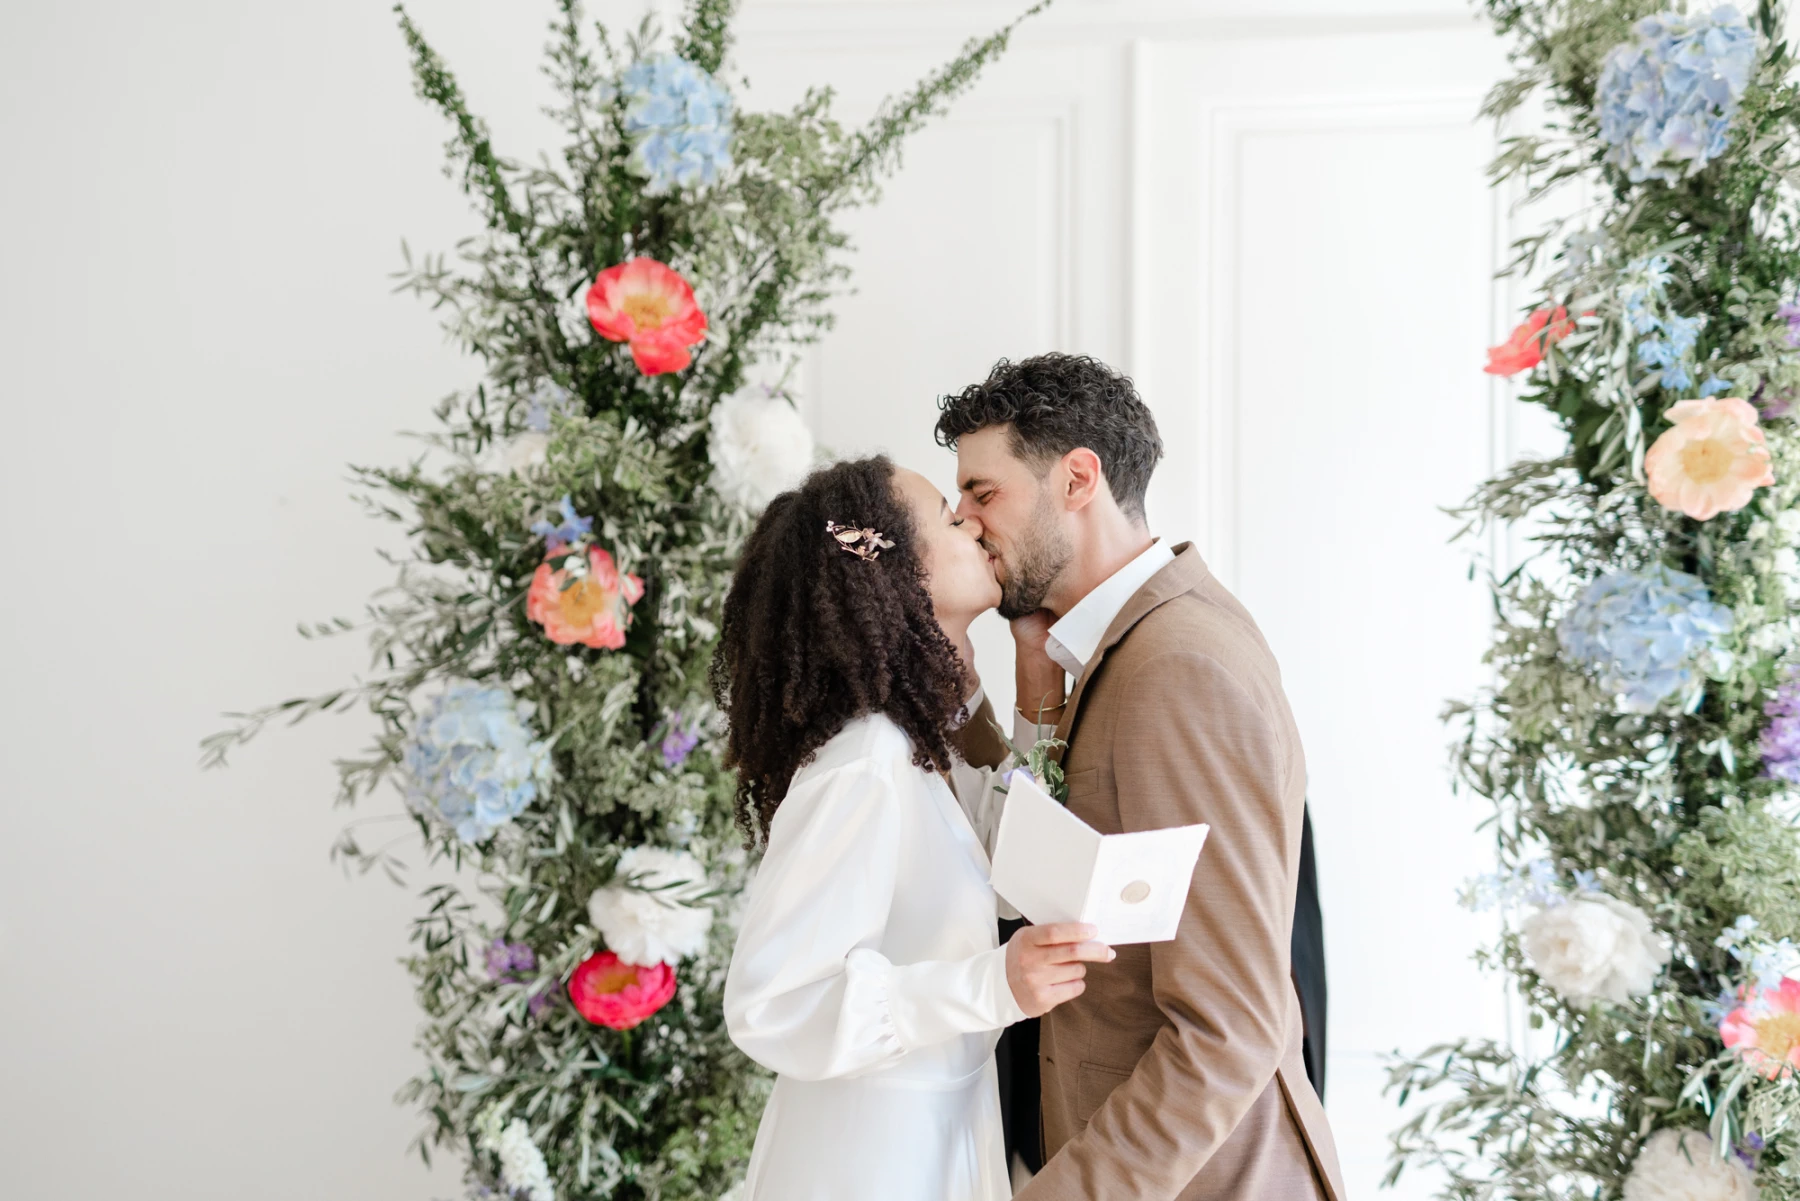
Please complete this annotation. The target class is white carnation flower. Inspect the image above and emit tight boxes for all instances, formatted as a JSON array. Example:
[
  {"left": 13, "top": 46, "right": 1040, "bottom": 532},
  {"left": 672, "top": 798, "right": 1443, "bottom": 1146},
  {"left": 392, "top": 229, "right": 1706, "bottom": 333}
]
[
  {"left": 708, "top": 387, "right": 815, "bottom": 512},
  {"left": 1623, "top": 1129, "right": 1758, "bottom": 1201},
  {"left": 1520, "top": 894, "right": 1670, "bottom": 1005},
  {"left": 502, "top": 431, "right": 552, "bottom": 473},
  {"left": 1776, "top": 547, "right": 1800, "bottom": 592},
  {"left": 485, "top": 1117, "right": 554, "bottom": 1201},
  {"left": 587, "top": 845, "right": 715, "bottom": 965}
]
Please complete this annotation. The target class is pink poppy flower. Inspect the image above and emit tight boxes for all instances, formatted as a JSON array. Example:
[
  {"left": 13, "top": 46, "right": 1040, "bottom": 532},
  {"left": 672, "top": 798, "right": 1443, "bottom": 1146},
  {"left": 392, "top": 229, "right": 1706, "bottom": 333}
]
[
  {"left": 1722, "top": 977, "right": 1800, "bottom": 1078},
  {"left": 586, "top": 257, "right": 707, "bottom": 375},
  {"left": 1644, "top": 397, "right": 1774, "bottom": 520},
  {"left": 1484, "top": 306, "right": 1575, "bottom": 376},
  {"left": 568, "top": 951, "right": 676, "bottom": 1031},
  {"left": 526, "top": 546, "right": 645, "bottom": 650}
]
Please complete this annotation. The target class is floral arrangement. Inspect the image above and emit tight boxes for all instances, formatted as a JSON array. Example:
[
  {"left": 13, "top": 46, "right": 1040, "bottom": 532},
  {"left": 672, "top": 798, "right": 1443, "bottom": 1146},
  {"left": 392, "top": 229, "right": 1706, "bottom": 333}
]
[
  {"left": 201, "top": 1, "right": 1046, "bottom": 1197},
  {"left": 1387, "top": 2, "right": 1800, "bottom": 1196}
]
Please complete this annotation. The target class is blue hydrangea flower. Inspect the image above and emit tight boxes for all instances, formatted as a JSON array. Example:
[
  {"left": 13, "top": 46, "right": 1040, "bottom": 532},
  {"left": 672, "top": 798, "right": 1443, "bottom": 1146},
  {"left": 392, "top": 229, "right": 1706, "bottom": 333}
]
[
  {"left": 1559, "top": 565, "right": 1735, "bottom": 711},
  {"left": 530, "top": 495, "right": 593, "bottom": 553},
  {"left": 1638, "top": 337, "right": 1675, "bottom": 368},
  {"left": 620, "top": 55, "right": 734, "bottom": 195},
  {"left": 1663, "top": 314, "right": 1704, "bottom": 357},
  {"left": 1597, "top": 6, "right": 1759, "bottom": 183},
  {"left": 524, "top": 380, "right": 574, "bottom": 433},
  {"left": 1700, "top": 375, "right": 1733, "bottom": 396},
  {"left": 402, "top": 683, "right": 553, "bottom": 844},
  {"left": 1663, "top": 362, "right": 1693, "bottom": 391}
]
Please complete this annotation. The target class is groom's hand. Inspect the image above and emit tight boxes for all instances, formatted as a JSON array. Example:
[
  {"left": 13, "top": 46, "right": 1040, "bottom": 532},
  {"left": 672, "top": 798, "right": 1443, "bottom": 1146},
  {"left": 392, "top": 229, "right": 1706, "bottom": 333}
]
[
  {"left": 1005, "top": 922, "right": 1114, "bottom": 1018},
  {"left": 1010, "top": 610, "right": 1066, "bottom": 725}
]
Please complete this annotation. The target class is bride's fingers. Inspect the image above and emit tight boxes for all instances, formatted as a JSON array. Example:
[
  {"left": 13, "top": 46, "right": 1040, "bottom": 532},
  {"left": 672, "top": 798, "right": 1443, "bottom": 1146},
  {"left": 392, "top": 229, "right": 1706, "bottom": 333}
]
[
  {"left": 1027, "top": 922, "right": 1098, "bottom": 947},
  {"left": 1032, "top": 963, "right": 1087, "bottom": 986},
  {"left": 1038, "top": 939, "right": 1115, "bottom": 965}
]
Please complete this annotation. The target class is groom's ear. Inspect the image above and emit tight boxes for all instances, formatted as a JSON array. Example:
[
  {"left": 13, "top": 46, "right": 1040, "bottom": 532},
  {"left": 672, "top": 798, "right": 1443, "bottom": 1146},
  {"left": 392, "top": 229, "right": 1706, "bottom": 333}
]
[{"left": 1060, "top": 447, "right": 1107, "bottom": 513}]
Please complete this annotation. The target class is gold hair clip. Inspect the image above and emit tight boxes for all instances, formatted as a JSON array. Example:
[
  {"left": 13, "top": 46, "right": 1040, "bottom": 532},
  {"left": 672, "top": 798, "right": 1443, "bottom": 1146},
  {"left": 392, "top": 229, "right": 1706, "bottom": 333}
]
[{"left": 825, "top": 520, "right": 895, "bottom": 562}]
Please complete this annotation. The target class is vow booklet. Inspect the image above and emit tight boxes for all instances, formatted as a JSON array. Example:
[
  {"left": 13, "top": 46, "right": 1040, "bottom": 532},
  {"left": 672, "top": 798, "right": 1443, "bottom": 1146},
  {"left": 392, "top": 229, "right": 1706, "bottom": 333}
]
[{"left": 990, "top": 771, "right": 1209, "bottom": 946}]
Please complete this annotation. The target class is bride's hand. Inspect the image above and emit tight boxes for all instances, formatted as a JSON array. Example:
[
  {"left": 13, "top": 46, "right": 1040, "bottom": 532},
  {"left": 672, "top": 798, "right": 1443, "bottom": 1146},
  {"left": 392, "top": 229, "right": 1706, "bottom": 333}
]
[{"left": 1004, "top": 922, "right": 1114, "bottom": 1017}]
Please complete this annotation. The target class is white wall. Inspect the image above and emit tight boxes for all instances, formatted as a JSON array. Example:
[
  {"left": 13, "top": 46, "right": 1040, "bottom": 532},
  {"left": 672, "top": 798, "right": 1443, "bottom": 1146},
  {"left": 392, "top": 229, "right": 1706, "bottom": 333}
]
[{"left": 0, "top": 1, "right": 1514, "bottom": 1197}]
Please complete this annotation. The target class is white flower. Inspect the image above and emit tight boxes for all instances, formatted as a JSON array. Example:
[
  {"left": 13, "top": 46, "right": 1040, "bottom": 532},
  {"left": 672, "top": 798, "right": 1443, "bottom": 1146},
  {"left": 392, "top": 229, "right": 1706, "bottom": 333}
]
[
  {"left": 1778, "top": 508, "right": 1800, "bottom": 543},
  {"left": 486, "top": 1117, "right": 554, "bottom": 1201},
  {"left": 1749, "top": 621, "right": 1793, "bottom": 656},
  {"left": 587, "top": 845, "right": 715, "bottom": 965},
  {"left": 1623, "top": 1129, "right": 1758, "bottom": 1201},
  {"left": 1776, "top": 547, "right": 1800, "bottom": 590},
  {"left": 1520, "top": 894, "right": 1670, "bottom": 1006},
  {"left": 708, "top": 387, "right": 815, "bottom": 512},
  {"left": 502, "top": 431, "right": 552, "bottom": 473}
]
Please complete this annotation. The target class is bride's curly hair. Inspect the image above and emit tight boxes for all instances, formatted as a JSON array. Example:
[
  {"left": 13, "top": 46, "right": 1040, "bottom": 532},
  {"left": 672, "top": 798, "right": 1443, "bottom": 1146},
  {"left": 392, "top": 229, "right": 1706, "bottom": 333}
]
[{"left": 710, "top": 456, "right": 967, "bottom": 844}]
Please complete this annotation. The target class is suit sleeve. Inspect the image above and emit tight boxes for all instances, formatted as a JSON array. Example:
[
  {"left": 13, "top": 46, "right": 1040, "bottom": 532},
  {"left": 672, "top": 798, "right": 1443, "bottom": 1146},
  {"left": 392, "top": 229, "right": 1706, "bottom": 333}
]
[
  {"left": 953, "top": 691, "right": 1012, "bottom": 771},
  {"left": 1020, "top": 651, "right": 1299, "bottom": 1199}
]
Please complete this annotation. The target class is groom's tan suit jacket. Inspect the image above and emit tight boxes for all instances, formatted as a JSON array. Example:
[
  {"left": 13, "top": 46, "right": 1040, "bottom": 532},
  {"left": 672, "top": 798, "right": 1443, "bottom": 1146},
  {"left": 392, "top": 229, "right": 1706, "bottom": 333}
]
[{"left": 1006, "top": 543, "right": 1346, "bottom": 1201}]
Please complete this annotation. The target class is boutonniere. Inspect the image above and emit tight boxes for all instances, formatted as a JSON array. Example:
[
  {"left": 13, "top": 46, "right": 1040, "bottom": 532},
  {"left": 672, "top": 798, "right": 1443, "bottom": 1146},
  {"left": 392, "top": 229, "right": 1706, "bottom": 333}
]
[{"left": 991, "top": 719, "right": 1068, "bottom": 804}]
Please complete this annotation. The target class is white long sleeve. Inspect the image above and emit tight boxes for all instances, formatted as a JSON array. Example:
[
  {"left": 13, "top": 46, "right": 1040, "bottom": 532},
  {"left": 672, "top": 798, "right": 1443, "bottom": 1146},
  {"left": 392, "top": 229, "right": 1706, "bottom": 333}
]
[{"left": 725, "top": 759, "right": 1026, "bottom": 1083}]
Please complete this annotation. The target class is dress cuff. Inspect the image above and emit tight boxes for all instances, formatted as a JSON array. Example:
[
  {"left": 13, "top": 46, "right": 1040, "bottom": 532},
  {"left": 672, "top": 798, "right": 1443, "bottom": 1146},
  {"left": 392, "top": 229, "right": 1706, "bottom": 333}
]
[
  {"left": 887, "top": 943, "right": 1029, "bottom": 1050},
  {"left": 1012, "top": 709, "right": 1057, "bottom": 752}
]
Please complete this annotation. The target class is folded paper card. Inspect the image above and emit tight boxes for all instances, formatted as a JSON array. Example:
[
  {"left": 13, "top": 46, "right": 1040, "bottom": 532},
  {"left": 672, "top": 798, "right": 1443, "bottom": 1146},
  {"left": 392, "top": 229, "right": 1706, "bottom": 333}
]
[{"left": 990, "top": 771, "right": 1209, "bottom": 946}]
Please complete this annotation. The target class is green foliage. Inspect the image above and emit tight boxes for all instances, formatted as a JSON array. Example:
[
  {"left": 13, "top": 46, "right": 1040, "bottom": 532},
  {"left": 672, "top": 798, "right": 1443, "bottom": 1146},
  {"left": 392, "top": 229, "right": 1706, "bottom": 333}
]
[
  {"left": 1388, "top": 3, "right": 1800, "bottom": 1197},
  {"left": 201, "top": 2, "right": 1044, "bottom": 1196}
]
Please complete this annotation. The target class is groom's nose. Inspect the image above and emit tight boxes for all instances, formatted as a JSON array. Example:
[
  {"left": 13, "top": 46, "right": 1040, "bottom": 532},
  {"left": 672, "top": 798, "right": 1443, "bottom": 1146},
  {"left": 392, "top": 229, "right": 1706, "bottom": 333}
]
[{"left": 954, "top": 493, "right": 979, "bottom": 525}]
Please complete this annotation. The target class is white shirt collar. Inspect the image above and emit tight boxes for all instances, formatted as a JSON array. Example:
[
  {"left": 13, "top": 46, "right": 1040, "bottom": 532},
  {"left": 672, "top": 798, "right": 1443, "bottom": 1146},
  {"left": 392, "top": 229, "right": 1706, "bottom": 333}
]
[{"left": 1045, "top": 540, "right": 1176, "bottom": 678}]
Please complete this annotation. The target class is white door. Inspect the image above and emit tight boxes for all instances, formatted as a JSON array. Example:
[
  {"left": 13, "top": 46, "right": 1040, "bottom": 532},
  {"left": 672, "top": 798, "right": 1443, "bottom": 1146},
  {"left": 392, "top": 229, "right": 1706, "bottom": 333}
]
[{"left": 741, "top": 8, "right": 1516, "bottom": 1196}]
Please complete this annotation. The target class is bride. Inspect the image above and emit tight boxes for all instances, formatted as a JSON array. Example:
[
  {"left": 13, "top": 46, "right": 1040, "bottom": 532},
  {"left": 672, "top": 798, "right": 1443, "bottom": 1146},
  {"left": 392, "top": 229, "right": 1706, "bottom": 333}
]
[{"left": 711, "top": 455, "right": 1112, "bottom": 1201}]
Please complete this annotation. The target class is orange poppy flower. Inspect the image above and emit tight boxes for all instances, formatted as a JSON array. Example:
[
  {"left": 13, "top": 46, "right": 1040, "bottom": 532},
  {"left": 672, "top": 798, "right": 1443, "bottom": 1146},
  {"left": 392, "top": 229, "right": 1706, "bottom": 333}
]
[
  {"left": 586, "top": 257, "right": 707, "bottom": 375},
  {"left": 526, "top": 546, "right": 645, "bottom": 650}
]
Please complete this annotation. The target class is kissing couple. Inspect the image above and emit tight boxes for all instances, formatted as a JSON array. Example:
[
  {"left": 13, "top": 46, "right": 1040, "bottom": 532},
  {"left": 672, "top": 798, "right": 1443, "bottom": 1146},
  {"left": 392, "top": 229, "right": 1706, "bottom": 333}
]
[{"left": 711, "top": 354, "right": 1346, "bottom": 1200}]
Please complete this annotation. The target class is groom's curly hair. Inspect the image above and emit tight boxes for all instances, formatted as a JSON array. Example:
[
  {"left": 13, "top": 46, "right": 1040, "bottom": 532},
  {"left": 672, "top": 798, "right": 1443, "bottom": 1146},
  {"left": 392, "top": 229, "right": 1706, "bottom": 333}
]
[
  {"left": 934, "top": 352, "right": 1164, "bottom": 519},
  {"left": 710, "top": 456, "right": 967, "bottom": 845}
]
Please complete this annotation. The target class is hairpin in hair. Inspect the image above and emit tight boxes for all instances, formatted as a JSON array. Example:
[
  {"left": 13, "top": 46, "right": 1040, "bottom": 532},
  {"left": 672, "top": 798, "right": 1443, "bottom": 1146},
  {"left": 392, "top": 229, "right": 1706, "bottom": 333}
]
[{"left": 825, "top": 520, "right": 895, "bottom": 562}]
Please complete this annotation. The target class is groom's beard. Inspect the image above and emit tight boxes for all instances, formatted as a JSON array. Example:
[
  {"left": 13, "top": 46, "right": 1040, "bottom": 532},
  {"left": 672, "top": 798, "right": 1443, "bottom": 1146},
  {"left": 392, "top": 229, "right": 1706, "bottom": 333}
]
[{"left": 992, "top": 492, "right": 1071, "bottom": 620}]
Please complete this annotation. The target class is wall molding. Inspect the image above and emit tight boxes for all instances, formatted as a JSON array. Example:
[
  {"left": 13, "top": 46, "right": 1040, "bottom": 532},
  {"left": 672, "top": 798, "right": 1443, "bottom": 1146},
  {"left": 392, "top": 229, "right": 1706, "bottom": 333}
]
[
  {"left": 1195, "top": 92, "right": 1491, "bottom": 587},
  {"left": 732, "top": 2, "right": 1480, "bottom": 47}
]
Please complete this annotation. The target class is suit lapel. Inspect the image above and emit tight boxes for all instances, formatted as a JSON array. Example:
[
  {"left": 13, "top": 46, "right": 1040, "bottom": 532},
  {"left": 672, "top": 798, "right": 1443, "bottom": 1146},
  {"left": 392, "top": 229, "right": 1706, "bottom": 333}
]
[{"left": 1051, "top": 543, "right": 1211, "bottom": 750}]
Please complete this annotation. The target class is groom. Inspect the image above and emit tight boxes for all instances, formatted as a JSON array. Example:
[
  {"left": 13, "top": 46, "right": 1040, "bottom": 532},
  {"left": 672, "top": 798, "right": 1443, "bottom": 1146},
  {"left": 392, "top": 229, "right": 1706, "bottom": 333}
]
[{"left": 938, "top": 354, "right": 1345, "bottom": 1200}]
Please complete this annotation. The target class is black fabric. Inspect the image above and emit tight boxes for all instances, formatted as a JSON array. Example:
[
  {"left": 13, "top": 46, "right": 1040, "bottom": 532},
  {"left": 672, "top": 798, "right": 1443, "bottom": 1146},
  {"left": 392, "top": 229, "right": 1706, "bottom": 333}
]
[
  {"left": 996, "top": 803, "right": 1328, "bottom": 1171},
  {"left": 1292, "top": 803, "right": 1327, "bottom": 1100},
  {"left": 995, "top": 916, "right": 1044, "bottom": 1172}
]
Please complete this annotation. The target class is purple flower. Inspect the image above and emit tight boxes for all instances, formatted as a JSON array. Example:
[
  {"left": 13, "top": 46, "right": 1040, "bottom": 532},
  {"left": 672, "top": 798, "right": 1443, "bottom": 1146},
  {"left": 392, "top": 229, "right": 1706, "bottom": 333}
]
[
  {"left": 1760, "top": 667, "right": 1800, "bottom": 782},
  {"left": 485, "top": 938, "right": 537, "bottom": 981},
  {"left": 529, "top": 495, "right": 594, "bottom": 553},
  {"left": 528, "top": 985, "right": 558, "bottom": 1017},
  {"left": 660, "top": 717, "right": 700, "bottom": 769},
  {"left": 1753, "top": 383, "right": 1793, "bottom": 420},
  {"left": 1779, "top": 302, "right": 1800, "bottom": 348}
]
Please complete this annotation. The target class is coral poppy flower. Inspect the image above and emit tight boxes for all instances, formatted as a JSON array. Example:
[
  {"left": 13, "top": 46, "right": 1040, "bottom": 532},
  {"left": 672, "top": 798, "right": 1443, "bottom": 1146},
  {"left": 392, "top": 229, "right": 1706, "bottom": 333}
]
[
  {"left": 586, "top": 257, "right": 708, "bottom": 375},
  {"left": 1644, "top": 396, "right": 1774, "bottom": 520},
  {"left": 1484, "top": 306, "right": 1575, "bottom": 376},
  {"left": 1722, "top": 977, "right": 1800, "bottom": 1078},
  {"left": 526, "top": 546, "right": 645, "bottom": 650},
  {"left": 568, "top": 951, "right": 676, "bottom": 1030}
]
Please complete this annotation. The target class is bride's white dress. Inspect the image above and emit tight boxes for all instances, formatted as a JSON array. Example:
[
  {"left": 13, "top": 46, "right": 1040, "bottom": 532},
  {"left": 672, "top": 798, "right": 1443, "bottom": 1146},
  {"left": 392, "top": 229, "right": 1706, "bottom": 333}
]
[{"left": 724, "top": 712, "right": 1024, "bottom": 1201}]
